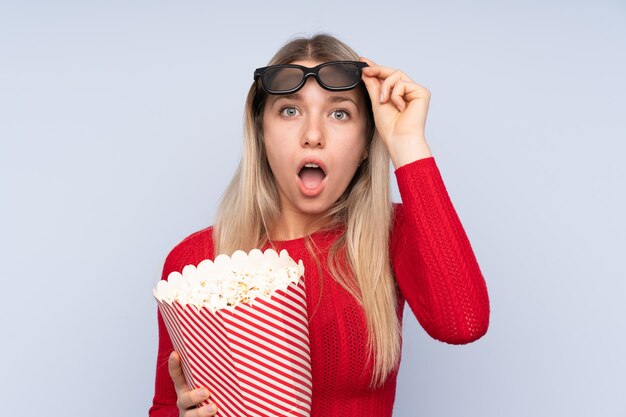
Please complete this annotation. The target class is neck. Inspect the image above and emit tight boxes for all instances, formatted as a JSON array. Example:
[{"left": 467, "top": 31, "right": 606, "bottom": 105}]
[{"left": 269, "top": 208, "right": 329, "bottom": 241}]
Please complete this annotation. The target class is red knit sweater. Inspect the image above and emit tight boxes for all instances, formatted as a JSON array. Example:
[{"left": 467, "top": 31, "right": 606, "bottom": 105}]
[{"left": 149, "top": 156, "right": 490, "bottom": 416}]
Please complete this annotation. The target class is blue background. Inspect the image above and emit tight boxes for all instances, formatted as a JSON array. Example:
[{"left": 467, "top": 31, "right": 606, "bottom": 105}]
[{"left": 1, "top": 1, "right": 625, "bottom": 415}]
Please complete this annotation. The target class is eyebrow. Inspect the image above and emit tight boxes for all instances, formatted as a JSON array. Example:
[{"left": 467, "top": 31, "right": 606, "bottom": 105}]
[{"left": 271, "top": 93, "right": 359, "bottom": 107}]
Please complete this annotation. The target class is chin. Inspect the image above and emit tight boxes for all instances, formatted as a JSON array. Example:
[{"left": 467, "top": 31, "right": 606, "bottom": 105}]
[
  {"left": 295, "top": 198, "right": 335, "bottom": 215},
  {"left": 297, "top": 203, "right": 331, "bottom": 215}
]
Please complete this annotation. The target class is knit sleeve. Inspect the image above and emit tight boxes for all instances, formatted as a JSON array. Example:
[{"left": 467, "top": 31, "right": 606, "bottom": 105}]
[
  {"left": 390, "top": 156, "right": 490, "bottom": 344},
  {"left": 149, "top": 228, "right": 214, "bottom": 417}
]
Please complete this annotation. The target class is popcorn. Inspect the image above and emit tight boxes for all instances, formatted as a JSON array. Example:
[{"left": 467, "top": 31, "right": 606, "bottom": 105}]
[
  {"left": 153, "top": 249, "right": 305, "bottom": 312},
  {"left": 153, "top": 248, "right": 311, "bottom": 417}
]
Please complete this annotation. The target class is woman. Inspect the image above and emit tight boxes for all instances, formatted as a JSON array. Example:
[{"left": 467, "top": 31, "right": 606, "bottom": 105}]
[{"left": 149, "top": 33, "right": 490, "bottom": 417}]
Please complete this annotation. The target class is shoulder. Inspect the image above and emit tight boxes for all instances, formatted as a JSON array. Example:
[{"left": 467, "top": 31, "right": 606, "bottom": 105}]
[
  {"left": 160, "top": 226, "right": 215, "bottom": 280},
  {"left": 175, "top": 225, "right": 214, "bottom": 250}
]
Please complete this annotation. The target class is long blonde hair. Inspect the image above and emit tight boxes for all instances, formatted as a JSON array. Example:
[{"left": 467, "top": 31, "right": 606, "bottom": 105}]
[{"left": 213, "top": 32, "right": 401, "bottom": 388}]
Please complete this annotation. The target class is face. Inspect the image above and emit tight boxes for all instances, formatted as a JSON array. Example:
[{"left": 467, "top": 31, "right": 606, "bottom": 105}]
[{"left": 261, "top": 59, "right": 369, "bottom": 227}]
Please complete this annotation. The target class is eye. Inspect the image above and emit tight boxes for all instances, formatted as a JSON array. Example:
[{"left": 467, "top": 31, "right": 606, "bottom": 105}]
[
  {"left": 279, "top": 106, "right": 300, "bottom": 117},
  {"left": 331, "top": 109, "right": 351, "bottom": 120}
]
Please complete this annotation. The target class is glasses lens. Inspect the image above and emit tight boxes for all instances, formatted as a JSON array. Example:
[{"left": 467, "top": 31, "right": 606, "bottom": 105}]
[
  {"left": 263, "top": 67, "right": 304, "bottom": 92},
  {"left": 318, "top": 63, "right": 360, "bottom": 89}
]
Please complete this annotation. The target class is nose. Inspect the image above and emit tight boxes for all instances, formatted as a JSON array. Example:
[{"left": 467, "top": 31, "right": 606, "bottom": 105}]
[
  {"left": 299, "top": 77, "right": 327, "bottom": 148},
  {"left": 301, "top": 113, "right": 325, "bottom": 148}
]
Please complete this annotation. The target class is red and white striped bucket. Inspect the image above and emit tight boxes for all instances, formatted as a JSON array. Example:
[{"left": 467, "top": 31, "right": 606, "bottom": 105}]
[{"left": 156, "top": 276, "right": 312, "bottom": 417}]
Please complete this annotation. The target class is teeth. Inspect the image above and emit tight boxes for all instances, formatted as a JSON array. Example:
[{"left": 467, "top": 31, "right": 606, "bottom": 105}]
[{"left": 304, "top": 163, "right": 320, "bottom": 168}]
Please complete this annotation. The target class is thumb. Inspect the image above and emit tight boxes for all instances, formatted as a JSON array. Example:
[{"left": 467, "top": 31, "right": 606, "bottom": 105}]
[{"left": 168, "top": 350, "right": 189, "bottom": 395}]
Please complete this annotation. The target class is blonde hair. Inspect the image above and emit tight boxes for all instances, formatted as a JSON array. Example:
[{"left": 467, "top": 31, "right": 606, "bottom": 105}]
[{"left": 213, "top": 32, "right": 401, "bottom": 388}]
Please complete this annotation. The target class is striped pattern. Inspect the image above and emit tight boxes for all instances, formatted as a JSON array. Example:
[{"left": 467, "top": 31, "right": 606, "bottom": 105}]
[{"left": 156, "top": 277, "right": 311, "bottom": 417}]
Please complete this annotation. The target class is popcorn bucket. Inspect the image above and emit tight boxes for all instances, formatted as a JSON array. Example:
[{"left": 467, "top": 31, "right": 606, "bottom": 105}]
[{"left": 154, "top": 249, "right": 312, "bottom": 417}]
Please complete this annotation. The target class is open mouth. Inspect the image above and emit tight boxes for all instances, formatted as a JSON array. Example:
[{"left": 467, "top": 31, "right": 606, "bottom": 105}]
[{"left": 298, "top": 163, "right": 326, "bottom": 190}]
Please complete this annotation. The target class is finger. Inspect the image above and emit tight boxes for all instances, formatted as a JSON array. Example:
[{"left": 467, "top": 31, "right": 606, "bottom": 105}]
[
  {"left": 400, "top": 81, "right": 432, "bottom": 103},
  {"left": 379, "top": 70, "right": 409, "bottom": 103},
  {"left": 168, "top": 351, "right": 189, "bottom": 395},
  {"left": 362, "top": 64, "right": 414, "bottom": 84},
  {"left": 389, "top": 80, "right": 408, "bottom": 111},
  {"left": 183, "top": 403, "right": 219, "bottom": 417},
  {"left": 362, "top": 64, "right": 395, "bottom": 80},
  {"left": 359, "top": 56, "right": 394, "bottom": 78},
  {"left": 178, "top": 387, "right": 212, "bottom": 410},
  {"left": 360, "top": 56, "right": 413, "bottom": 80}
]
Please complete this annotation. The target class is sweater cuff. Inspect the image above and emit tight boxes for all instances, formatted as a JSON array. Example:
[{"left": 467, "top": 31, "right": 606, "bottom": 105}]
[
  {"left": 393, "top": 156, "right": 436, "bottom": 174},
  {"left": 394, "top": 156, "right": 438, "bottom": 189}
]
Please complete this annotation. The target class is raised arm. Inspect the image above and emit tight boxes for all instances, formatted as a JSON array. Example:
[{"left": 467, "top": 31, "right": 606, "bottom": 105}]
[
  {"left": 359, "top": 57, "right": 489, "bottom": 344},
  {"left": 391, "top": 156, "right": 490, "bottom": 344}
]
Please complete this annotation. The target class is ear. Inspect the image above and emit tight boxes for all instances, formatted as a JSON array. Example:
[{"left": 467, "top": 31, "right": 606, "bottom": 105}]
[{"left": 361, "top": 146, "right": 369, "bottom": 161}]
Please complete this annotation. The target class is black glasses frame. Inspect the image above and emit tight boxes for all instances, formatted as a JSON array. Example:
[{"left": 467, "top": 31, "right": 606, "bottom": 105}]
[{"left": 253, "top": 61, "right": 369, "bottom": 95}]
